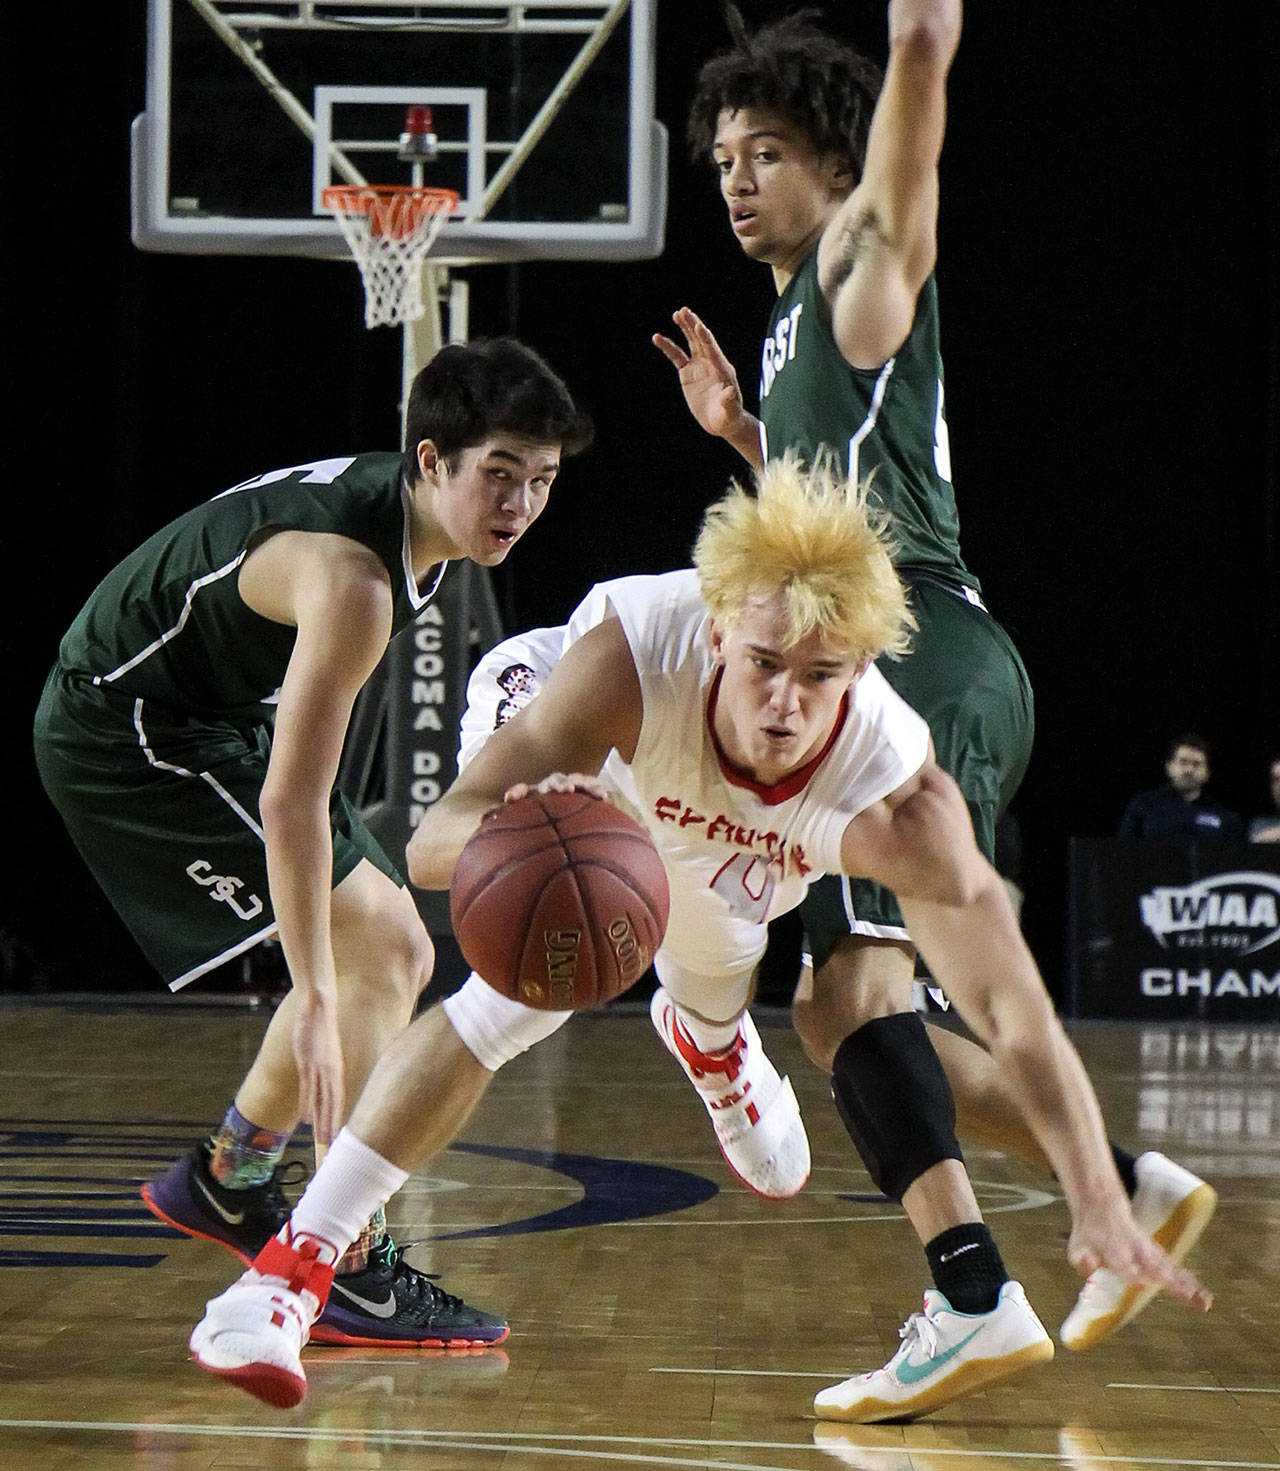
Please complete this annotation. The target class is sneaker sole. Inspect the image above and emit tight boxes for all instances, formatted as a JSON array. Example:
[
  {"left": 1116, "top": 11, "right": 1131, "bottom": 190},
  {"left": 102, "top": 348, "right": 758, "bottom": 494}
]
[
  {"left": 191, "top": 1352, "right": 306, "bottom": 1408},
  {"left": 140, "top": 1183, "right": 259, "bottom": 1267},
  {"left": 715, "top": 1135, "right": 809, "bottom": 1200},
  {"left": 814, "top": 1337, "right": 1055, "bottom": 1424},
  {"left": 308, "top": 1321, "right": 511, "bottom": 1349},
  {"left": 1061, "top": 1180, "right": 1217, "bottom": 1352}
]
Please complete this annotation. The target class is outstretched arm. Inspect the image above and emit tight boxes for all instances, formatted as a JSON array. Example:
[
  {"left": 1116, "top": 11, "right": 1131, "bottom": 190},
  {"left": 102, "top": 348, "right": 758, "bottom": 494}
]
[
  {"left": 817, "top": 0, "right": 961, "bottom": 369},
  {"left": 841, "top": 762, "right": 1213, "bottom": 1310},
  {"left": 652, "top": 308, "right": 765, "bottom": 470},
  {"left": 240, "top": 531, "right": 396, "bottom": 1146},
  {"left": 407, "top": 616, "right": 643, "bottom": 889}
]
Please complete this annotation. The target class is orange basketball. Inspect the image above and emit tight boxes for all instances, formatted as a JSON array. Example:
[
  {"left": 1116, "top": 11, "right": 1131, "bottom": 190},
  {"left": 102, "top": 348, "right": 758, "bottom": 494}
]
[{"left": 449, "top": 790, "right": 669, "bottom": 1010}]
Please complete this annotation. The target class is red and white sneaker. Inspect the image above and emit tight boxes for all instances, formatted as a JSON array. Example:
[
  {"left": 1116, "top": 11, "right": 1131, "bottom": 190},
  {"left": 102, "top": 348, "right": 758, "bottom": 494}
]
[
  {"left": 189, "top": 1231, "right": 337, "bottom": 1408},
  {"left": 650, "top": 986, "right": 810, "bottom": 1198}
]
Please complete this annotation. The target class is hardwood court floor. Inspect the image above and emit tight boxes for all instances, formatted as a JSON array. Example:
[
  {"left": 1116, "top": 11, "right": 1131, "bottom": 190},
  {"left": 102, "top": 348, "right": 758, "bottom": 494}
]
[{"left": 0, "top": 996, "right": 1277, "bottom": 1470}]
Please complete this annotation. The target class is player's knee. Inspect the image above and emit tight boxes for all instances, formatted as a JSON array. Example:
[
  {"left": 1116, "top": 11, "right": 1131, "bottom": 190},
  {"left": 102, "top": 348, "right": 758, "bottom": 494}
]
[
  {"left": 792, "top": 941, "right": 911, "bottom": 1071},
  {"left": 334, "top": 880, "right": 434, "bottom": 1010},
  {"left": 383, "top": 900, "right": 434, "bottom": 1006},
  {"left": 791, "top": 978, "right": 843, "bottom": 1071},
  {"left": 830, "top": 1013, "right": 963, "bottom": 1201}
]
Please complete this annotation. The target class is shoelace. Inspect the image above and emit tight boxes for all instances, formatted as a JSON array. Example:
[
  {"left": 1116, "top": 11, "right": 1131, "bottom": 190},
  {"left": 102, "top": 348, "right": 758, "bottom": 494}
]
[
  {"left": 261, "top": 1159, "right": 308, "bottom": 1215},
  {"left": 896, "top": 1308, "right": 939, "bottom": 1364},
  {"left": 670, "top": 1010, "right": 747, "bottom": 1085},
  {"left": 366, "top": 1237, "right": 469, "bottom": 1315}
]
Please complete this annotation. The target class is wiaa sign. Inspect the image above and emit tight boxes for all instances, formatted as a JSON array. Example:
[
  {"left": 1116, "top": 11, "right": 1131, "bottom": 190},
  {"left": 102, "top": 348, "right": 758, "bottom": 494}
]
[
  {"left": 1067, "top": 840, "right": 1280, "bottom": 1019},
  {"left": 1140, "top": 872, "right": 1280, "bottom": 955}
]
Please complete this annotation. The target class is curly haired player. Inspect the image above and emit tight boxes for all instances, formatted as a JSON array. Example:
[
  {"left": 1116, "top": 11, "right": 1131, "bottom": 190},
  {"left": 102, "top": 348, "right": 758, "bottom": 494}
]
[{"left": 652, "top": 0, "right": 1217, "bottom": 1404}]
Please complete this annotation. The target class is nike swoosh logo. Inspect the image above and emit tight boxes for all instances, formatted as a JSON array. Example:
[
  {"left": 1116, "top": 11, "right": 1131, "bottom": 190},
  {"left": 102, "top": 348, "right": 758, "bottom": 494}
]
[
  {"left": 938, "top": 1242, "right": 979, "bottom": 1263},
  {"left": 329, "top": 1281, "right": 398, "bottom": 1319},
  {"left": 896, "top": 1326, "right": 983, "bottom": 1385},
  {"left": 193, "top": 1171, "right": 246, "bottom": 1226}
]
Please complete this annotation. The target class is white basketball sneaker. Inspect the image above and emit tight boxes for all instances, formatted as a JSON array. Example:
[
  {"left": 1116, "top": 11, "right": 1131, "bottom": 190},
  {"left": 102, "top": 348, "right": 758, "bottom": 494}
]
[
  {"left": 189, "top": 1232, "right": 336, "bottom": 1407},
  {"left": 813, "top": 1281, "right": 1054, "bottom": 1424},
  {"left": 649, "top": 986, "right": 810, "bottom": 1199},
  {"left": 1060, "top": 1151, "right": 1217, "bottom": 1351}
]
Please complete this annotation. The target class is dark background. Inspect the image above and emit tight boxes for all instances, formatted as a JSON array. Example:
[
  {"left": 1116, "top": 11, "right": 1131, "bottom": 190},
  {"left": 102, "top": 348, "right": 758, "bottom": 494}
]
[{"left": 5, "top": 2, "right": 1278, "bottom": 1001}]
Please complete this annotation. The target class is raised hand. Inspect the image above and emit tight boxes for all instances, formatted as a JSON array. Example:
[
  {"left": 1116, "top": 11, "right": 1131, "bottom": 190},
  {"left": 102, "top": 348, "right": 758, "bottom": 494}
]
[{"left": 653, "top": 308, "right": 764, "bottom": 467}]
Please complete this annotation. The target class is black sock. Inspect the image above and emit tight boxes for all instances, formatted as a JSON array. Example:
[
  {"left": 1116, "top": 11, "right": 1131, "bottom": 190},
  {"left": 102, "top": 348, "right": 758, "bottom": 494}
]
[
  {"left": 925, "top": 1223, "right": 1007, "bottom": 1314},
  {"left": 1111, "top": 1145, "right": 1138, "bottom": 1198}
]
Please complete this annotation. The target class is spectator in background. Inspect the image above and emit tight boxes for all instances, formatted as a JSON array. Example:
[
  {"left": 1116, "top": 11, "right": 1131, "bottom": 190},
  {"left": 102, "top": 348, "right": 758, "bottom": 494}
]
[
  {"left": 1118, "top": 734, "right": 1243, "bottom": 841},
  {"left": 1248, "top": 754, "right": 1280, "bottom": 843}
]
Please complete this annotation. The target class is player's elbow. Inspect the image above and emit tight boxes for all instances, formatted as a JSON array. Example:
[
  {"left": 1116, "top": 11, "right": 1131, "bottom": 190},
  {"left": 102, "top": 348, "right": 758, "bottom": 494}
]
[
  {"left": 406, "top": 822, "right": 450, "bottom": 890},
  {"left": 920, "top": 853, "right": 991, "bottom": 912},
  {"left": 898, "top": 782, "right": 990, "bottom": 908},
  {"left": 888, "top": 1, "right": 960, "bottom": 68},
  {"left": 258, "top": 777, "right": 319, "bottom": 849}
]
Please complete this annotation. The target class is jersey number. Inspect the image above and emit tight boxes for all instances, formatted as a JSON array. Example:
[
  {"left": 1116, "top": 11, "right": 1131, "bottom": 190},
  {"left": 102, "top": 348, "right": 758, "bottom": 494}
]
[
  {"left": 219, "top": 457, "right": 358, "bottom": 498},
  {"left": 710, "top": 852, "right": 776, "bottom": 924},
  {"left": 934, "top": 380, "right": 952, "bottom": 484}
]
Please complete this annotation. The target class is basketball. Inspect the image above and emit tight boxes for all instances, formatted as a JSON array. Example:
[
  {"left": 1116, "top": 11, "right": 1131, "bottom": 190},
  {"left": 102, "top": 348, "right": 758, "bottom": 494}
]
[{"left": 450, "top": 790, "right": 670, "bottom": 1010}]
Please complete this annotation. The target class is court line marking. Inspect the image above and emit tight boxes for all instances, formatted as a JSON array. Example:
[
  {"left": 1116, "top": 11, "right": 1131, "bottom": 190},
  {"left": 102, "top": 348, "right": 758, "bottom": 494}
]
[
  {"left": 0, "top": 1421, "right": 1277, "bottom": 1470},
  {"left": 1108, "top": 1383, "right": 1280, "bottom": 1395},
  {"left": 650, "top": 1369, "right": 1280, "bottom": 1398},
  {"left": 650, "top": 1367, "right": 847, "bottom": 1378},
  {"left": 617, "top": 1180, "right": 1057, "bottom": 1225}
]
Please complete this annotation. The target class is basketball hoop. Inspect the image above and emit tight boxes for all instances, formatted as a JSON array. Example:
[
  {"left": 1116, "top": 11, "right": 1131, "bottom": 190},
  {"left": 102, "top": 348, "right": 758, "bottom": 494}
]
[{"left": 322, "top": 185, "right": 460, "bottom": 329}]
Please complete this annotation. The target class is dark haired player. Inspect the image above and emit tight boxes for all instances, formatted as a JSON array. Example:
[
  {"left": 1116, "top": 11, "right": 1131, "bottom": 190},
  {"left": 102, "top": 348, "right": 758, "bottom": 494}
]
[
  {"left": 653, "top": 0, "right": 1215, "bottom": 1415},
  {"left": 35, "top": 337, "right": 592, "bottom": 1347}
]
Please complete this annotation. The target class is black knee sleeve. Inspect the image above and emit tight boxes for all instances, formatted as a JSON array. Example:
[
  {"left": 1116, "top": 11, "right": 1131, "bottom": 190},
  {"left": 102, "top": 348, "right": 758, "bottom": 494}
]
[{"left": 831, "top": 1013, "right": 964, "bottom": 1201}]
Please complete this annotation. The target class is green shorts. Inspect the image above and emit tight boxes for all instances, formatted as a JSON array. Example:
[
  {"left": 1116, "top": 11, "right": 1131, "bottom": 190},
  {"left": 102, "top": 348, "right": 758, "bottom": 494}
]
[
  {"left": 33, "top": 665, "right": 401, "bottom": 990},
  {"left": 801, "top": 580, "right": 1034, "bottom": 970}
]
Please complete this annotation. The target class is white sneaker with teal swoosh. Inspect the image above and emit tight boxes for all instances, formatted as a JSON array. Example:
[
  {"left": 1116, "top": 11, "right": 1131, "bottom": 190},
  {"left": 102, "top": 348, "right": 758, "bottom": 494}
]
[
  {"left": 813, "top": 1281, "right": 1054, "bottom": 1423},
  {"left": 1060, "top": 1151, "right": 1217, "bottom": 1351}
]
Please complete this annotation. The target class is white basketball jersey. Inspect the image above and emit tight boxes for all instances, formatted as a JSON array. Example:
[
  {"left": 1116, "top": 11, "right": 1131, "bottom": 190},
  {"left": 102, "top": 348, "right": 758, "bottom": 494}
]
[{"left": 565, "top": 570, "right": 930, "bottom": 976}]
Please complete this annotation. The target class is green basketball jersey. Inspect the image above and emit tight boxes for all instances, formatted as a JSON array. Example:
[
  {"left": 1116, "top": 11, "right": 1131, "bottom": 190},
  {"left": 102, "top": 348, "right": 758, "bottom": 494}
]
[
  {"left": 57, "top": 453, "right": 444, "bottom": 725},
  {"left": 759, "top": 255, "right": 978, "bottom": 593}
]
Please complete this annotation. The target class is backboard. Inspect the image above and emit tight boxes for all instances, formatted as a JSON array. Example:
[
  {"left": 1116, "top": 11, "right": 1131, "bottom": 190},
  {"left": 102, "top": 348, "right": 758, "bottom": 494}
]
[{"left": 132, "top": 0, "right": 666, "bottom": 266}]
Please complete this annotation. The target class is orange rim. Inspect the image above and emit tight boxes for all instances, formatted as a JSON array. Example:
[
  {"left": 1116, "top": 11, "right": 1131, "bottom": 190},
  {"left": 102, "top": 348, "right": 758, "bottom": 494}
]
[{"left": 322, "top": 185, "right": 459, "bottom": 240}]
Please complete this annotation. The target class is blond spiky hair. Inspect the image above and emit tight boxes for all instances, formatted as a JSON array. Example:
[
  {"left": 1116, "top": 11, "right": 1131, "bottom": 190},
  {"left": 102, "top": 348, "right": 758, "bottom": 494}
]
[{"left": 693, "top": 453, "right": 915, "bottom": 664}]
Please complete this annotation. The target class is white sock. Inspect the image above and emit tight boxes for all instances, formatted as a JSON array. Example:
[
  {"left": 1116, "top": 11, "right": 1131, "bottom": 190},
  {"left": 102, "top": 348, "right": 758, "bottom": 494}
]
[
  {"left": 283, "top": 1128, "right": 409, "bottom": 1267},
  {"left": 675, "top": 1004, "right": 742, "bottom": 1055}
]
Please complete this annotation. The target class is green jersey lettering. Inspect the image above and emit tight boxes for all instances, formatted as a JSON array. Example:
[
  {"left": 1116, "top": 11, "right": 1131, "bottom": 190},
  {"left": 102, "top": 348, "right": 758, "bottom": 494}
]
[{"left": 759, "top": 256, "right": 978, "bottom": 593}]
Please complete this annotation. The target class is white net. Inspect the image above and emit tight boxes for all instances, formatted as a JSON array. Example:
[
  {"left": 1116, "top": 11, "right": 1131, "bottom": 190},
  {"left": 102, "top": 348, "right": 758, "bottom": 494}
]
[{"left": 322, "top": 186, "right": 459, "bottom": 330}]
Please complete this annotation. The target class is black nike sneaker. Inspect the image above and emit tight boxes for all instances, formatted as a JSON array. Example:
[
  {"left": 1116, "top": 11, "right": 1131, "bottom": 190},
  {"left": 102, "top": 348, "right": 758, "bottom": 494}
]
[
  {"left": 141, "top": 1141, "right": 297, "bottom": 1264},
  {"left": 310, "top": 1235, "right": 510, "bottom": 1347}
]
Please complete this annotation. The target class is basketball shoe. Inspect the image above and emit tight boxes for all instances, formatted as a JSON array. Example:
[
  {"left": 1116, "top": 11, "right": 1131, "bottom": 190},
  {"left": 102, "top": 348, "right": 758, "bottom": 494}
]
[
  {"left": 190, "top": 1231, "right": 335, "bottom": 1407},
  {"left": 309, "top": 1235, "right": 510, "bottom": 1347},
  {"left": 1059, "top": 1151, "right": 1217, "bottom": 1351},
  {"left": 191, "top": 1232, "right": 510, "bottom": 1406},
  {"left": 813, "top": 1281, "right": 1054, "bottom": 1424},
  {"left": 142, "top": 1142, "right": 297, "bottom": 1264},
  {"left": 649, "top": 986, "right": 810, "bottom": 1198}
]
